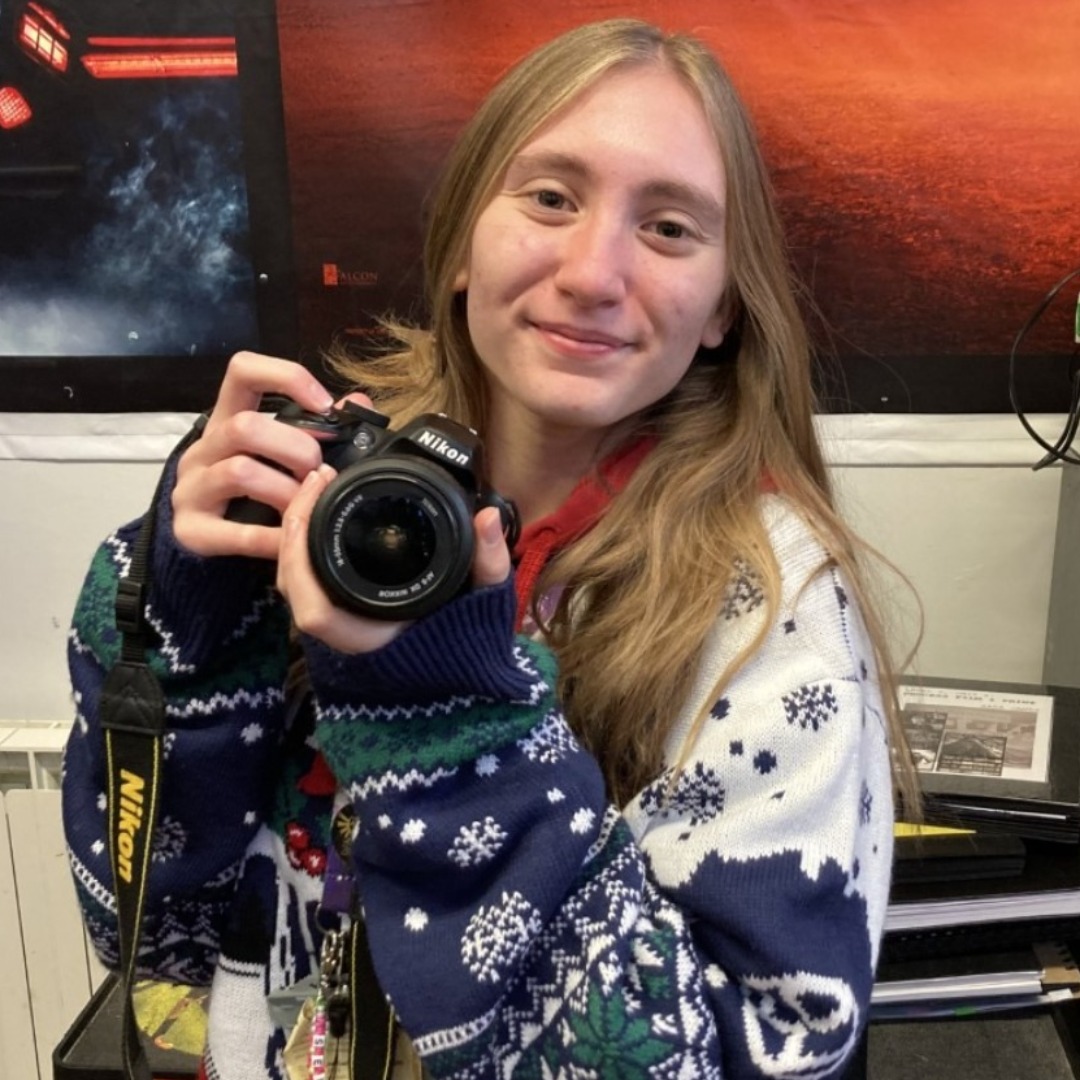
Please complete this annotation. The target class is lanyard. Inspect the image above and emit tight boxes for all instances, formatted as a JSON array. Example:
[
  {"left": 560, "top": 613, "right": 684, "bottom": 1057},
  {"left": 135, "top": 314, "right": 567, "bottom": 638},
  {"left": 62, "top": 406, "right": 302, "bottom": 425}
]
[{"left": 314, "top": 740, "right": 398, "bottom": 1079}]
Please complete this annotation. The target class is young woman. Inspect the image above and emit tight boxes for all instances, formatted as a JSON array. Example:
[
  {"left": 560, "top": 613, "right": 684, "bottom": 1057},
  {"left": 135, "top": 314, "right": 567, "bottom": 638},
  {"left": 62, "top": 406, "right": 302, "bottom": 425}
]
[{"left": 63, "top": 18, "right": 915, "bottom": 1080}]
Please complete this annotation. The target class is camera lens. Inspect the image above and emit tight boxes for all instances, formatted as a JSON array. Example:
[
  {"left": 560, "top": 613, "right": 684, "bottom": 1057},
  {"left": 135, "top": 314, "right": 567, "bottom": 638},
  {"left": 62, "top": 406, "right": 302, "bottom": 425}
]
[
  {"left": 342, "top": 497, "right": 436, "bottom": 587},
  {"left": 308, "top": 458, "right": 475, "bottom": 620}
]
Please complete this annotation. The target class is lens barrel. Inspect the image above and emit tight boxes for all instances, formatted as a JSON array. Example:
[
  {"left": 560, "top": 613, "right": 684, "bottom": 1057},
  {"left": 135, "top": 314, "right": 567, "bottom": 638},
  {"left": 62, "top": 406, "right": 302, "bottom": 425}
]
[{"left": 308, "top": 456, "right": 475, "bottom": 620}]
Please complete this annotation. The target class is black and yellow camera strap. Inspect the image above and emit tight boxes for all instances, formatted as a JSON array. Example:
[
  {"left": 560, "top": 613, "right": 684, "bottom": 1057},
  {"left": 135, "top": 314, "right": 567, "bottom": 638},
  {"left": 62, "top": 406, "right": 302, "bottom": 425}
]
[
  {"left": 100, "top": 415, "right": 206, "bottom": 1080},
  {"left": 100, "top": 413, "right": 404, "bottom": 1080}
]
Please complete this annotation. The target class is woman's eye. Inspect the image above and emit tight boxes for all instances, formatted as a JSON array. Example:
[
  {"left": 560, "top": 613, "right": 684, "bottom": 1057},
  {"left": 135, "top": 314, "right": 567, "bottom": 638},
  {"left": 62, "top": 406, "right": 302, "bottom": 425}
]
[
  {"left": 654, "top": 220, "right": 686, "bottom": 240},
  {"left": 534, "top": 189, "right": 567, "bottom": 210}
]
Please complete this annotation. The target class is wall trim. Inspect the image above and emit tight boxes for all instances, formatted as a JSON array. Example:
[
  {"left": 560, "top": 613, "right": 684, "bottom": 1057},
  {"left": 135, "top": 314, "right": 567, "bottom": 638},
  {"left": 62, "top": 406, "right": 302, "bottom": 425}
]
[
  {"left": 818, "top": 413, "right": 1072, "bottom": 467},
  {"left": 0, "top": 411, "right": 1070, "bottom": 468}
]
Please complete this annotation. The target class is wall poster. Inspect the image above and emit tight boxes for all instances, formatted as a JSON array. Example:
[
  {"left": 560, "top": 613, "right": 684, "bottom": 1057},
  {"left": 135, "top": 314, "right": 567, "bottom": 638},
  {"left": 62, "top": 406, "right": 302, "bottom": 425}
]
[
  {"left": 2, "top": 0, "right": 1078, "bottom": 413},
  {"left": 0, "top": 0, "right": 295, "bottom": 412}
]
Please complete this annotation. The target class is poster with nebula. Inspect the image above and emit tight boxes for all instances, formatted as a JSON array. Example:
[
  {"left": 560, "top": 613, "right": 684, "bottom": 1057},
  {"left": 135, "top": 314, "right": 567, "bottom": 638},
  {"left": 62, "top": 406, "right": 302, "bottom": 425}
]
[
  {"left": 0, "top": 0, "right": 295, "bottom": 411},
  {"left": 276, "top": 0, "right": 1080, "bottom": 413}
]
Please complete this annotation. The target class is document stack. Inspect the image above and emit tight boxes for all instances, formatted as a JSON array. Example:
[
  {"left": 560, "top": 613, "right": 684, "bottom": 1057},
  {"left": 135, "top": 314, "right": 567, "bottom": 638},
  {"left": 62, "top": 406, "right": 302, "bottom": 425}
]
[
  {"left": 874, "top": 678, "right": 1080, "bottom": 1022},
  {"left": 899, "top": 677, "right": 1080, "bottom": 844}
]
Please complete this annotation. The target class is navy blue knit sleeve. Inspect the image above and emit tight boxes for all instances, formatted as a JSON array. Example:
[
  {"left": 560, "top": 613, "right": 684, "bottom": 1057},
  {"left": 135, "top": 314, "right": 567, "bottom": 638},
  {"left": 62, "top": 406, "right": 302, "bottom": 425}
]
[
  {"left": 62, "top": 468, "right": 294, "bottom": 985},
  {"left": 306, "top": 499, "right": 893, "bottom": 1080}
]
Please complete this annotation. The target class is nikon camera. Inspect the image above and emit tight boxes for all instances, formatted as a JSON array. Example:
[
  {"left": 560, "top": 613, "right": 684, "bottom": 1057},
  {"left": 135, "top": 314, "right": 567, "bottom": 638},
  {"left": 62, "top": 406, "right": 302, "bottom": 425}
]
[{"left": 227, "top": 402, "right": 519, "bottom": 620}]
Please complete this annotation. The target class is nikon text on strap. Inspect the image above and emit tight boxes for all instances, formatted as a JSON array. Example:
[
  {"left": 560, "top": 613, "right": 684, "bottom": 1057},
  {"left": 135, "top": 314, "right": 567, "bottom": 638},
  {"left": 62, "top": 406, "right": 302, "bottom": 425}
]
[
  {"left": 100, "top": 413, "right": 402, "bottom": 1080},
  {"left": 101, "top": 416, "right": 206, "bottom": 1080}
]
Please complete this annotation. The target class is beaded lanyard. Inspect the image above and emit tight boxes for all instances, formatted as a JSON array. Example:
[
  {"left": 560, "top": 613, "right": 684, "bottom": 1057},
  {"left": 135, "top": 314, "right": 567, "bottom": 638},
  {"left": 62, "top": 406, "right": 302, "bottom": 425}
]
[{"left": 311, "top": 797, "right": 397, "bottom": 1080}]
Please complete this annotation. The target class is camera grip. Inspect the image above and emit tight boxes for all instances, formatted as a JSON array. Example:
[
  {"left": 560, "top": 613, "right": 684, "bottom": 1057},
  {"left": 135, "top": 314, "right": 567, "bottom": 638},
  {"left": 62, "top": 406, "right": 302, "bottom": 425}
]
[
  {"left": 219, "top": 402, "right": 382, "bottom": 529},
  {"left": 224, "top": 495, "right": 282, "bottom": 527},
  {"left": 222, "top": 445, "right": 298, "bottom": 528}
]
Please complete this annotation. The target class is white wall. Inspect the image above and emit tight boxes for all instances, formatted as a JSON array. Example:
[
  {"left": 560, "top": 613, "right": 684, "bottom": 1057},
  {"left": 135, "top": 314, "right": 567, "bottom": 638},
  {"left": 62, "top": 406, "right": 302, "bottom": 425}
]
[
  {"left": 0, "top": 413, "right": 193, "bottom": 725},
  {"left": 836, "top": 462, "right": 1061, "bottom": 683},
  {"left": 0, "top": 412, "right": 1071, "bottom": 725}
]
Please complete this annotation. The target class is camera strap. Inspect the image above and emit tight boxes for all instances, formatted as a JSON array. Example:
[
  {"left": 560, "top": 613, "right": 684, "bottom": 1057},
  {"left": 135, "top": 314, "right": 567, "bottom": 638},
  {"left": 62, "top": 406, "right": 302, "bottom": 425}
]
[
  {"left": 348, "top": 916, "right": 400, "bottom": 1080},
  {"left": 100, "top": 412, "right": 408, "bottom": 1079},
  {"left": 100, "top": 415, "right": 207, "bottom": 1080}
]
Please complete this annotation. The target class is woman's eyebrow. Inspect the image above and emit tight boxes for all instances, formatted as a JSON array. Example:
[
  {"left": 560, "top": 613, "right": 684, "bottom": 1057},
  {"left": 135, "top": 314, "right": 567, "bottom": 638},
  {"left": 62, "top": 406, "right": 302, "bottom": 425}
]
[
  {"left": 504, "top": 150, "right": 589, "bottom": 185},
  {"left": 641, "top": 179, "right": 726, "bottom": 230},
  {"left": 504, "top": 150, "right": 725, "bottom": 228}
]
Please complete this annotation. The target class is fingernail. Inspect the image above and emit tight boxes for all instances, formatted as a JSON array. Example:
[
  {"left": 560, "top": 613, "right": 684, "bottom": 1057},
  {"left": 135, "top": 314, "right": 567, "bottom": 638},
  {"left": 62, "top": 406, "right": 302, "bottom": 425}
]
[{"left": 479, "top": 508, "right": 502, "bottom": 546}]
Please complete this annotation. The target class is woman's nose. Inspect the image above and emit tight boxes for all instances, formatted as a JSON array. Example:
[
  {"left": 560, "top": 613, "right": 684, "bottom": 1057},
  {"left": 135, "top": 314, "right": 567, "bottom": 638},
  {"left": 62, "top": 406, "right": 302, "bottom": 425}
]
[{"left": 552, "top": 215, "right": 629, "bottom": 307}]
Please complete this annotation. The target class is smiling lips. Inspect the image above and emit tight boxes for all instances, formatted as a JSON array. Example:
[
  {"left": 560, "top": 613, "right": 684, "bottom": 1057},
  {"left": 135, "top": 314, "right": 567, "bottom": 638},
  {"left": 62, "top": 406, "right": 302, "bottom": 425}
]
[{"left": 532, "top": 320, "right": 632, "bottom": 357}]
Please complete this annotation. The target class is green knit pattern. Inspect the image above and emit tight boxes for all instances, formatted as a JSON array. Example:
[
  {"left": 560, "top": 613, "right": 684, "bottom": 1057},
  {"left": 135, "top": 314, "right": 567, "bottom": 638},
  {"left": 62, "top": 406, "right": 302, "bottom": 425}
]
[
  {"left": 72, "top": 540, "right": 291, "bottom": 697},
  {"left": 315, "top": 642, "right": 559, "bottom": 783}
]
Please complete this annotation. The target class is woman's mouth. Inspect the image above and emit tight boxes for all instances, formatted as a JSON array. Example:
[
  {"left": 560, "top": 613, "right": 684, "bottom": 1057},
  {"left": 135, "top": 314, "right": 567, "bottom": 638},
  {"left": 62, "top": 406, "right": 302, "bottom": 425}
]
[{"left": 532, "top": 321, "right": 630, "bottom": 357}]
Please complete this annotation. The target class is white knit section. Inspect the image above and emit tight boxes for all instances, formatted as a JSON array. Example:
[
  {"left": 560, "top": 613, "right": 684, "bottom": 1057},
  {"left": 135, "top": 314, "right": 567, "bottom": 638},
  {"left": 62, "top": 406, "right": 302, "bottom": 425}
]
[
  {"left": 624, "top": 495, "right": 895, "bottom": 950},
  {"left": 67, "top": 625, "right": 96, "bottom": 658},
  {"left": 411, "top": 1001, "right": 502, "bottom": 1057},
  {"left": 201, "top": 825, "right": 326, "bottom": 1080},
  {"left": 167, "top": 685, "right": 287, "bottom": 721},
  {"left": 205, "top": 955, "right": 280, "bottom": 1080},
  {"left": 347, "top": 766, "right": 460, "bottom": 801},
  {"left": 104, "top": 530, "right": 133, "bottom": 578},
  {"left": 322, "top": 696, "right": 478, "bottom": 723},
  {"left": 142, "top": 606, "right": 199, "bottom": 674},
  {"left": 66, "top": 847, "right": 117, "bottom": 913}
]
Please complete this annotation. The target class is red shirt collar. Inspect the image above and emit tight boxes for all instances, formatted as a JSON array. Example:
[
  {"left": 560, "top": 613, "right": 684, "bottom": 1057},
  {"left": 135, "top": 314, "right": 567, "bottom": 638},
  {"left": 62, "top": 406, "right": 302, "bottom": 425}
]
[{"left": 511, "top": 436, "right": 656, "bottom": 630}]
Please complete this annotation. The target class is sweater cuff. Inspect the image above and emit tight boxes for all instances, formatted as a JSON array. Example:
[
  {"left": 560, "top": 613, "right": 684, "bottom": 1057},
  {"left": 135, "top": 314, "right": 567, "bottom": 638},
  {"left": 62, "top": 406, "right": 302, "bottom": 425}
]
[
  {"left": 301, "top": 577, "right": 540, "bottom": 706},
  {"left": 142, "top": 456, "right": 280, "bottom": 666}
]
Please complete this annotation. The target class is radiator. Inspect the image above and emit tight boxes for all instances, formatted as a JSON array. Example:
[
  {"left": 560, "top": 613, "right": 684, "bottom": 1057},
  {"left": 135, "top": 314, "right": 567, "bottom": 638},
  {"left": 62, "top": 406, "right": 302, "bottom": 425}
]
[{"left": 0, "top": 725, "right": 106, "bottom": 1080}]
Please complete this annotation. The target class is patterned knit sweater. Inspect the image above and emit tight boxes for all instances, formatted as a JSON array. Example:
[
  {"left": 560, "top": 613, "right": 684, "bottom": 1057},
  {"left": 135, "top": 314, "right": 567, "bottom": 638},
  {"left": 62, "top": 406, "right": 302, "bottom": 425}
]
[{"left": 62, "top": 471, "right": 894, "bottom": 1080}]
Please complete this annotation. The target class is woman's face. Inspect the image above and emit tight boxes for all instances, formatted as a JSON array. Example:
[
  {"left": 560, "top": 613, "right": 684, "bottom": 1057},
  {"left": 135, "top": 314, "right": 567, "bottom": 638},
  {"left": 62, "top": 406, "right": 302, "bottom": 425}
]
[{"left": 457, "top": 63, "right": 730, "bottom": 443}]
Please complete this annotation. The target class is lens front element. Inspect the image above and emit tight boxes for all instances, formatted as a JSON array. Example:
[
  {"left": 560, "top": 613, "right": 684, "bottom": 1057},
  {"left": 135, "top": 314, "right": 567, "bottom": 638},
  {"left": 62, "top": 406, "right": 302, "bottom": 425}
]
[
  {"left": 343, "top": 496, "right": 436, "bottom": 587},
  {"left": 308, "top": 458, "right": 474, "bottom": 620}
]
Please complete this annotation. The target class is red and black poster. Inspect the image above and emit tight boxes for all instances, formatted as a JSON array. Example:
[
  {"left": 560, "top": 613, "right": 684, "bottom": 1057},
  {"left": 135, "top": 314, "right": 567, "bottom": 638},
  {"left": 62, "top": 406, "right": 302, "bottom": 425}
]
[{"left": 2, "top": 0, "right": 1078, "bottom": 412}]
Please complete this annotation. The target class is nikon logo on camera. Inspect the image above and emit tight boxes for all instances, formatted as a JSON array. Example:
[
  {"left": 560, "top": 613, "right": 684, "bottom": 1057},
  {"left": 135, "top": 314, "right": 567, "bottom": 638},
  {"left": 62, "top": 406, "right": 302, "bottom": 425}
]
[
  {"left": 115, "top": 768, "right": 146, "bottom": 884},
  {"left": 417, "top": 429, "right": 470, "bottom": 466}
]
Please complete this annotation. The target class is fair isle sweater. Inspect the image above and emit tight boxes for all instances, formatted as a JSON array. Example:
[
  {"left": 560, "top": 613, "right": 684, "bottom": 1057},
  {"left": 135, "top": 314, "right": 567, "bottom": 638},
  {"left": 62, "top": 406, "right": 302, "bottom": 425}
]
[{"left": 62, "top": 480, "right": 894, "bottom": 1080}]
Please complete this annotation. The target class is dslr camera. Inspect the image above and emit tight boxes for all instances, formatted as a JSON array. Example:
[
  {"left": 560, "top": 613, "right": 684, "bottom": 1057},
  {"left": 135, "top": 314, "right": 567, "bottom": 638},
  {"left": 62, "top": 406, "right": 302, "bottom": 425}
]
[{"left": 228, "top": 402, "right": 519, "bottom": 620}]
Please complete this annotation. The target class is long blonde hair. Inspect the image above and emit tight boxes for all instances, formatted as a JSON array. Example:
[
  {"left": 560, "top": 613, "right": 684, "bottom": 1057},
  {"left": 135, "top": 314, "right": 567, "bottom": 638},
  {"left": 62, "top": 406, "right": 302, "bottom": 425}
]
[{"left": 326, "top": 18, "right": 920, "bottom": 812}]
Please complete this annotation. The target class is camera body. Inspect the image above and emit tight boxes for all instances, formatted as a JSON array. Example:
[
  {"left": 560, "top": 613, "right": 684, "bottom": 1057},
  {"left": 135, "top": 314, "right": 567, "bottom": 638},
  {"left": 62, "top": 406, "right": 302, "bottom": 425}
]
[{"left": 229, "top": 401, "right": 519, "bottom": 620}]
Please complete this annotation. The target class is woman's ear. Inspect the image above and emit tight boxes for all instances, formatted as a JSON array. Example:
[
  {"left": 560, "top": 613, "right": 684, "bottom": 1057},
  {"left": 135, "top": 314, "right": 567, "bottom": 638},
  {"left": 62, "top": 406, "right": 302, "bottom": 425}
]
[
  {"left": 695, "top": 297, "right": 743, "bottom": 365},
  {"left": 453, "top": 264, "right": 469, "bottom": 292},
  {"left": 700, "top": 299, "right": 734, "bottom": 349},
  {"left": 700, "top": 317, "right": 726, "bottom": 350}
]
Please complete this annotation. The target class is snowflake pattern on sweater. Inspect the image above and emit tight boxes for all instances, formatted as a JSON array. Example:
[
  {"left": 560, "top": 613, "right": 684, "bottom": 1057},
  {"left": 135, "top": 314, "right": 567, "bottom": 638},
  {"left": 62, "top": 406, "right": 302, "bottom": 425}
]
[{"left": 62, "top": 483, "right": 893, "bottom": 1080}]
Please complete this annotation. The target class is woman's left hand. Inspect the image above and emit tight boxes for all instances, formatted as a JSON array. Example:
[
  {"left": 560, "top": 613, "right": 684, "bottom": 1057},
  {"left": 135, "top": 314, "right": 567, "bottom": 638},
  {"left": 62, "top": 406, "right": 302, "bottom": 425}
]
[{"left": 276, "top": 463, "right": 513, "bottom": 653}]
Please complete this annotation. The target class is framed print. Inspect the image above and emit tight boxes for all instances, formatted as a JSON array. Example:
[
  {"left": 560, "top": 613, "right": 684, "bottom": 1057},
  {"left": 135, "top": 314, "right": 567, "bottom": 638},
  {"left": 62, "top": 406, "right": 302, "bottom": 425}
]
[{"left": 0, "top": 0, "right": 297, "bottom": 411}]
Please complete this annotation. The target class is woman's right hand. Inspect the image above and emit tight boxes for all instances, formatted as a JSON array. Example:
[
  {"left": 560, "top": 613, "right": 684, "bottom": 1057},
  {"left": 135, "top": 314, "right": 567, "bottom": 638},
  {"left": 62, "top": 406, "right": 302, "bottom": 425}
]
[{"left": 172, "top": 351, "right": 337, "bottom": 560}]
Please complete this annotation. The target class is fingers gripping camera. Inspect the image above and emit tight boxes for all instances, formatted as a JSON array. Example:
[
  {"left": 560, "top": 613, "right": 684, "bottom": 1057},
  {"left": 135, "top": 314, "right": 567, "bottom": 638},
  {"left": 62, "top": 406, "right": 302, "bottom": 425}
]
[{"left": 227, "top": 402, "right": 520, "bottom": 620}]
